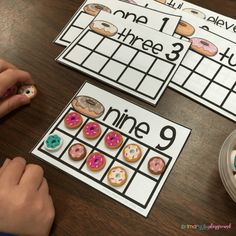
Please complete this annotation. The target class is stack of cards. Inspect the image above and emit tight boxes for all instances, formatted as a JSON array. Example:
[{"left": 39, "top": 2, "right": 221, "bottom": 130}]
[
  {"left": 219, "top": 130, "right": 236, "bottom": 202},
  {"left": 32, "top": 0, "right": 236, "bottom": 216}
]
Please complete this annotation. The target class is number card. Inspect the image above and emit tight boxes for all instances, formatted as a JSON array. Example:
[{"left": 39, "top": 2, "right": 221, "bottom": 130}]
[
  {"left": 54, "top": 0, "right": 181, "bottom": 47},
  {"left": 31, "top": 82, "right": 191, "bottom": 217},
  {"left": 171, "top": 12, "right": 236, "bottom": 121},
  {"left": 56, "top": 11, "right": 190, "bottom": 105},
  {"left": 165, "top": 0, "right": 236, "bottom": 34}
]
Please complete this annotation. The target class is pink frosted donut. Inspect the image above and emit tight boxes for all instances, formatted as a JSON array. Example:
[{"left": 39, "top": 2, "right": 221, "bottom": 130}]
[
  {"left": 190, "top": 37, "right": 218, "bottom": 57},
  {"left": 68, "top": 143, "right": 87, "bottom": 161},
  {"left": 83, "top": 122, "right": 101, "bottom": 139},
  {"left": 104, "top": 131, "right": 123, "bottom": 149},
  {"left": 148, "top": 157, "right": 165, "bottom": 175},
  {"left": 86, "top": 152, "right": 106, "bottom": 171},
  {"left": 64, "top": 112, "right": 83, "bottom": 129}
]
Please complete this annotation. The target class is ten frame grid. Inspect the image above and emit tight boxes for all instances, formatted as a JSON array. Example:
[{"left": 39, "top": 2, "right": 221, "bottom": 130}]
[
  {"left": 62, "top": 30, "right": 176, "bottom": 101},
  {"left": 37, "top": 107, "right": 172, "bottom": 209},
  {"left": 172, "top": 33, "right": 236, "bottom": 117}
]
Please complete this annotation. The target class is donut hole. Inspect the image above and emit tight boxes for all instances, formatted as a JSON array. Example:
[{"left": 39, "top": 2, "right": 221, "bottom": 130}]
[
  {"left": 200, "top": 40, "right": 209, "bottom": 46},
  {"left": 86, "top": 99, "right": 96, "bottom": 106},
  {"left": 191, "top": 10, "right": 198, "bottom": 14},
  {"left": 101, "top": 22, "right": 110, "bottom": 28},
  {"left": 95, "top": 5, "right": 103, "bottom": 10},
  {"left": 25, "top": 89, "right": 31, "bottom": 94}
]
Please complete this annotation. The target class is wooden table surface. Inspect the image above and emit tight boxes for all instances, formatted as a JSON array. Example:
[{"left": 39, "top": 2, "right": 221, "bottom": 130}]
[{"left": 0, "top": 0, "right": 235, "bottom": 235}]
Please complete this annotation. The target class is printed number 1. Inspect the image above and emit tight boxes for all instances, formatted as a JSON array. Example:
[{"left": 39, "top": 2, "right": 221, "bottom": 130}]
[
  {"left": 156, "top": 126, "right": 176, "bottom": 150},
  {"left": 159, "top": 17, "right": 170, "bottom": 32}
]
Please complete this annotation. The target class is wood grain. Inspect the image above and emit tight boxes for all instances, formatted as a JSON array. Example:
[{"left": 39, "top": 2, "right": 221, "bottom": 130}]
[{"left": 0, "top": 0, "right": 235, "bottom": 235}]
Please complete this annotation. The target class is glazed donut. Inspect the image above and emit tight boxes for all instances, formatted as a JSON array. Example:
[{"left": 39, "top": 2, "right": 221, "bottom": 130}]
[
  {"left": 89, "top": 20, "right": 118, "bottom": 37},
  {"left": 104, "top": 131, "right": 123, "bottom": 149},
  {"left": 183, "top": 8, "right": 206, "bottom": 19},
  {"left": 148, "top": 157, "right": 166, "bottom": 175},
  {"left": 175, "top": 20, "right": 195, "bottom": 37},
  {"left": 107, "top": 166, "right": 127, "bottom": 187},
  {"left": 18, "top": 85, "right": 37, "bottom": 99},
  {"left": 83, "top": 121, "right": 101, "bottom": 139},
  {"left": 86, "top": 152, "right": 106, "bottom": 171},
  {"left": 72, "top": 95, "right": 105, "bottom": 118},
  {"left": 68, "top": 143, "right": 87, "bottom": 161},
  {"left": 83, "top": 3, "right": 111, "bottom": 16},
  {"left": 64, "top": 112, "right": 83, "bottom": 129},
  {"left": 123, "top": 144, "right": 142, "bottom": 163},
  {"left": 190, "top": 37, "right": 218, "bottom": 57},
  {"left": 44, "top": 133, "right": 63, "bottom": 151}
]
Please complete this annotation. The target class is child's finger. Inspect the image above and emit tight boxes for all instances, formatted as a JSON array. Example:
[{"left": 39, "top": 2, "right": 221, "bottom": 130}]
[
  {"left": 38, "top": 178, "right": 49, "bottom": 193},
  {"left": 0, "top": 59, "right": 17, "bottom": 73},
  {"left": 0, "top": 158, "right": 11, "bottom": 176},
  {"left": 0, "top": 94, "right": 30, "bottom": 118},
  {"left": 0, "top": 69, "right": 34, "bottom": 96}
]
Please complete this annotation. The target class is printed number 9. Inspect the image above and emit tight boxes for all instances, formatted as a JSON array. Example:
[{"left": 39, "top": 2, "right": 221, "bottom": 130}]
[{"left": 156, "top": 126, "right": 176, "bottom": 150}]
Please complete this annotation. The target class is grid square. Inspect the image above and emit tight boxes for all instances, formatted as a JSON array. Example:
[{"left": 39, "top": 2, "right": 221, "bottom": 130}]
[
  {"left": 81, "top": 153, "right": 113, "bottom": 180},
  {"left": 222, "top": 92, "right": 236, "bottom": 115},
  {"left": 103, "top": 162, "right": 135, "bottom": 193},
  {"left": 149, "top": 59, "right": 174, "bottom": 81},
  {"left": 118, "top": 68, "right": 145, "bottom": 89},
  {"left": 79, "top": 30, "right": 103, "bottom": 49},
  {"left": 139, "top": 150, "right": 169, "bottom": 180},
  {"left": 137, "top": 76, "right": 162, "bottom": 98},
  {"left": 40, "top": 130, "right": 72, "bottom": 158},
  {"left": 82, "top": 52, "right": 108, "bottom": 72},
  {"left": 181, "top": 50, "right": 203, "bottom": 69},
  {"left": 184, "top": 73, "right": 210, "bottom": 95},
  {"left": 76, "top": 119, "right": 107, "bottom": 146},
  {"left": 60, "top": 140, "right": 92, "bottom": 169},
  {"left": 171, "top": 66, "right": 192, "bottom": 85},
  {"left": 195, "top": 58, "right": 221, "bottom": 79},
  {"left": 64, "top": 45, "right": 90, "bottom": 65},
  {"left": 113, "top": 45, "right": 137, "bottom": 64},
  {"left": 203, "top": 83, "right": 229, "bottom": 105},
  {"left": 130, "top": 52, "right": 155, "bottom": 72},
  {"left": 95, "top": 38, "right": 120, "bottom": 57},
  {"left": 61, "top": 26, "right": 83, "bottom": 43},
  {"left": 117, "top": 140, "right": 148, "bottom": 168},
  {"left": 96, "top": 129, "right": 127, "bottom": 158},
  {"left": 100, "top": 60, "right": 126, "bottom": 81},
  {"left": 214, "top": 67, "right": 236, "bottom": 89},
  {"left": 73, "top": 12, "right": 94, "bottom": 28},
  {"left": 125, "top": 173, "right": 156, "bottom": 205}
]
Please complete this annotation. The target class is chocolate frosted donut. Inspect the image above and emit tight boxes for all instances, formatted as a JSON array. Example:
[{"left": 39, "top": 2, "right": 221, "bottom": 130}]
[
  {"left": 83, "top": 3, "right": 111, "bottom": 16},
  {"left": 72, "top": 95, "right": 105, "bottom": 118}
]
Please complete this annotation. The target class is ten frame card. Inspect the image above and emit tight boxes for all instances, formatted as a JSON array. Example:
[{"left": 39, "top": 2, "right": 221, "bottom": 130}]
[
  {"left": 31, "top": 82, "right": 191, "bottom": 217},
  {"left": 54, "top": 0, "right": 181, "bottom": 47},
  {"left": 57, "top": 11, "right": 190, "bottom": 105}
]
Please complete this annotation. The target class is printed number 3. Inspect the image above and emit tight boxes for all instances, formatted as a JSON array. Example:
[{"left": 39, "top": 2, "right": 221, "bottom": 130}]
[
  {"left": 166, "top": 43, "right": 184, "bottom": 61},
  {"left": 156, "top": 126, "right": 176, "bottom": 150}
]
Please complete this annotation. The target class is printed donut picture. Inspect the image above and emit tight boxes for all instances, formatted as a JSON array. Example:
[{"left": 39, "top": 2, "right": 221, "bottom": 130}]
[
  {"left": 119, "top": 0, "right": 137, "bottom": 4},
  {"left": 175, "top": 20, "right": 195, "bottom": 37},
  {"left": 183, "top": 8, "right": 206, "bottom": 19},
  {"left": 155, "top": 0, "right": 166, "bottom": 4},
  {"left": 72, "top": 95, "right": 105, "bottom": 118},
  {"left": 190, "top": 37, "right": 218, "bottom": 57},
  {"left": 83, "top": 3, "right": 111, "bottom": 16},
  {"left": 89, "top": 20, "right": 118, "bottom": 37}
]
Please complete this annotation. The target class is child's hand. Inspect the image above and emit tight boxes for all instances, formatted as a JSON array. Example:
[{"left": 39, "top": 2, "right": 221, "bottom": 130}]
[
  {"left": 0, "top": 59, "right": 35, "bottom": 118},
  {"left": 0, "top": 157, "right": 55, "bottom": 236}
]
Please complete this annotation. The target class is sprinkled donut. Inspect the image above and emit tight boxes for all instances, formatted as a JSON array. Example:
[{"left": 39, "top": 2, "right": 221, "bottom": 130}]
[
  {"left": 83, "top": 122, "right": 101, "bottom": 139},
  {"left": 190, "top": 37, "right": 218, "bottom": 57},
  {"left": 148, "top": 157, "right": 166, "bottom": 175},
  {"left": 1, "top": 85, "right": 17, "bottom": 99},
  {"left": 89, "top": 20, "right": 118, "bottom": 37},
  {"left": 107, "top": 166, "right": 127, "bottom": 187},
  {"left": 72, "top": 95, "right": 105, "bottom": 118},
  {"left": 123, "top": 144, "right": 142, "bottom": 163},
  {"left": 68, "top": 143, "right": 87, "bottom": 161},
  {"left": 183, "top": 8, "right": 206, "bottom": 19},
  {"left": 104, "top": 131, "right": 123, "bottom": 149},
  {"left": 18, "top": 85, "right": 37, "bottom": 99},
  {"left": 64, "top": 112, "right": 83, "bottom": 129},
  {"left": 83, "top": 3, "right": 111, "bottom": 16},
  {"left": 175, "top": 20, "right": 195, "bottom": 37},
  {"left": 44, "top": 133, "right": 63, "bottom": 151},
  {"left": 86, "top": 152, "right": 106, "bottom": 171}
]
